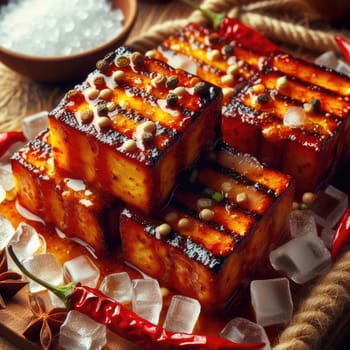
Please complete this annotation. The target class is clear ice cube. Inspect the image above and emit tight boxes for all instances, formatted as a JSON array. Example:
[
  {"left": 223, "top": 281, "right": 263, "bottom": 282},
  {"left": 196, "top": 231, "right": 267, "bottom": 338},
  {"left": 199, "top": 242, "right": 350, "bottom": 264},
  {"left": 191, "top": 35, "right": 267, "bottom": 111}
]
[
  {"left": 0, "top": 186, "right": 5, "bottom": 204},
  {"left": 100, "top": 272, "right": 132, "bottom": 304},
  {"left": 63, "top": 255, "right": 100, "bottom": 288},
  {"left": 309, "top": 185, "right": 348, "bottom": 229},
  {"left": 59, "top": 310, "right": 107, "bottom": 350},
  {"left": 0, "top": 215, "right": 15, "bottom": 250},
  {"left": 336, "top": 60, "right": 350, "bottom": 76},
  {"left": 250, "top": 278, "right": 293, "bottom": 327},
  {"left": 269, "top": 233, "right": 332, "bottom": 284},
  {"left": 219, "top": 317, "right": 271, "bottom": 350},
  {"left": 0, "top": 164, "right": 15, "bottom": 192},
  {"left": 22, "top": 111, "right": 48, "bottom": 141},
  {"left": 314, "top": 51, "right": 338, "bottom": 69},
  {"left": 163, "top": 295, "right": 201, "bottom": 333},
  {"left": 23, "top": 253, "right": 63, "bottom": 293},
  {"left": 288, "top": 210, "right": 317, "bottom": 238},
  {"left": 132, "top": 278, "right": 162, "bottom": 324}
]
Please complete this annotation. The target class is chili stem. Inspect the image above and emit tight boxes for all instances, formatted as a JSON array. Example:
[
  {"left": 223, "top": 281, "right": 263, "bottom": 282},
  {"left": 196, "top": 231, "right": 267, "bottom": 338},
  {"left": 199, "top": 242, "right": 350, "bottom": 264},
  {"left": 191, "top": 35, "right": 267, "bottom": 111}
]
[
  {"left": 179, "top": 0, "right": 225, "bottom": 30},
  {"left": 8, "top": 246, "right": 74, "bottom": 308}
]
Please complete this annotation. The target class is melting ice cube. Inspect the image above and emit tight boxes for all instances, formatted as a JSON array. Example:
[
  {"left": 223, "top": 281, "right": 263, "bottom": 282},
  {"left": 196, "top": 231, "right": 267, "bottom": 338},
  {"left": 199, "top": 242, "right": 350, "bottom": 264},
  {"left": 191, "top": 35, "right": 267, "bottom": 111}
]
[
  {"left": 288, "top": 210, "right": 317, "bottom": 238},
  {"left": 283, "top": 106, "right": 306, "bottom": 127},
  {"left": 0, "top": 164, "right": 15, "bottom": 192},
  {"left": 163, "top": 295, "right": 201, "bottom": 333},
  {"left": 22, "top": 111, "right": 48, "bottom": 141},
  {"left": 59, "top": 310, "right": 107, "bottom": 350},
  {"left": 269, "top": 232, "right": 332, "bottom": 284},
  {"left": 132, "top": 278, "right": 162, "bottom": 324},
  {"left": 250, "top": 278, "right": 293, "bottom": 327},
  {"left": 0, "top": 215, "right": 15, "bottom": 250},
  {"left": 309, "top": 185, "right": 348, "bottom": 229},
  {"left": 23, "top": 253, "right": 63, "bottom": 293},
  {"left": 63, "top": 255, "right": 100, "bottom": 288},
  {"left": 220, "top": 317, "right": 271, "bottom": 350},
  {"left": 100, "top": 272, "right": 132, "bottom": 304}
]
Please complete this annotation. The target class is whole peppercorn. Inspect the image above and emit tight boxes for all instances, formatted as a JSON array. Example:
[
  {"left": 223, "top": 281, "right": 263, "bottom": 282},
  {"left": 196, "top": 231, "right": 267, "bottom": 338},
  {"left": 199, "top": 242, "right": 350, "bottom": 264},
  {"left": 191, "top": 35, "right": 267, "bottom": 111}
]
[
  {"left": 96, "top": 102, "right": 109, "bottom": 116},
  {"left": 194, "top": 82, "right": 209, "bottom": 98},
  {"left": 166, "top": 93, "right": 179, "bottom": 107},
  {"left": 311, "top": 99, "right": 321, "bottom": 113},
  {"left": 165, "top": 76, "right": 179, "bottom": 88},
  {"left": 257, "top": 93, "right": 269, "bottom": 104}
]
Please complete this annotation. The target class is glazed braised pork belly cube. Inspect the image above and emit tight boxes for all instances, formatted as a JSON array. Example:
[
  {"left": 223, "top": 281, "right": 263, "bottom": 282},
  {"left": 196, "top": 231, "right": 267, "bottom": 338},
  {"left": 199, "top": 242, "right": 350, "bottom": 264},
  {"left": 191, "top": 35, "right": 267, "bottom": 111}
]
[
  {"left": 49, "top": 46, "right": 222, "bottom": 213},
  {"left": 222, "top": 52, "right": 350, "bottom": 192},
  {"left": 11, "top": 131, "right": 120, "bottom": 252},
  {"left": 151, "top": 22, "right": 261, "bottom": 105},
  {"left": 120, "top": 142, "right": 295, "bottom": 310}
]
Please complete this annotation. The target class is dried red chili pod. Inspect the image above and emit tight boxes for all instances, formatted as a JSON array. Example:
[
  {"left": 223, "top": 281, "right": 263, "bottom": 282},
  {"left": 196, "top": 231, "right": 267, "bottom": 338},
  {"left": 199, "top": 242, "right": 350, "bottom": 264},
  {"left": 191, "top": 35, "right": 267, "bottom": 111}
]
[
  {"left": 180, "top": 0, "right": 278, "bottom": 53},
  {"left": 8, "top": 246, "right": 264, "bottom": 350},
  {"left": 334, "top": 35, "right": 350, "bottom": 65},
  {"left": 331, "top": 205, "right": 350, "bottom": 260},
  {"left": 0, "top": 131, "right": 26, "bottom": 158}
]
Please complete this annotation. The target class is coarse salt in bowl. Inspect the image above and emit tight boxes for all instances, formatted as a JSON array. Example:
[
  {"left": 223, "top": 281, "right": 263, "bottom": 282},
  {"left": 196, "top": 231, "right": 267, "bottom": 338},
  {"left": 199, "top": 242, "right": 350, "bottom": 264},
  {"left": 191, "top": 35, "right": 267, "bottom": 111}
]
[{"left": 0, "top": 0, "right": 138, "bottom": 83}]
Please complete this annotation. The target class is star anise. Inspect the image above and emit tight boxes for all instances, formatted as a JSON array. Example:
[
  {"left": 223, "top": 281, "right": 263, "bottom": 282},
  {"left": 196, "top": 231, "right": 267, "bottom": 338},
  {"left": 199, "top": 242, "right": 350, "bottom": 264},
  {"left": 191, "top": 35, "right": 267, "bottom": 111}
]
[
  {"left": 23, "top": 293, "right": 67, "bottom": 350},
  {"left": 0, "top": 249, "right": 28, "bottom": 308}
]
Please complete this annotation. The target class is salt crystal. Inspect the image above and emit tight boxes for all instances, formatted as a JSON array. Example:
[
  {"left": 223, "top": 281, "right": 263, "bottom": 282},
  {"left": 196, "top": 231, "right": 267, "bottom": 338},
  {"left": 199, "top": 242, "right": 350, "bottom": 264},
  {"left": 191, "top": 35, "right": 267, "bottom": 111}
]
[
  {"left": 132, "top": 278, "right": 162, "bottom": 324},
  {"left": 220, "top": 317, "right": 271, "bottom": 350},
  {"left": 163, "top": 295, "right": 201, "bottom": 333},
  {"left": 59, "top": 310, "right": 107, "bottom": 350},
  {"left": 250, "top": 278, "right": 293, "bottom": 327},
  {"left": 269, "top": 232, "right": 332, "bottom": 284}
]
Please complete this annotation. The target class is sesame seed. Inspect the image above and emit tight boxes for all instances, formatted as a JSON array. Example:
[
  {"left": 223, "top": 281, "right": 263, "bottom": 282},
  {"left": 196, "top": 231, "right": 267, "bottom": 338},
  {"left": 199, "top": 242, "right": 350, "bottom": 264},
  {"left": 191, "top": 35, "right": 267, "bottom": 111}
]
[
  {"left": 131, "top": 51, "right": 144, "bottom": 66},
  {"left": 221, "top": 181, "right": 232, "bottom": 192},
  {"left": 199, "top": 208, "right": 215, "bottom": 221},
  {"left": 236, "top": 192, "right": 248, "bottom": 203},
  {"left": 173, "top": 86, "right": 186, "bottom": 97},
  {"left": 165, "top": 211, "right": 178, "bottom": 223},
  {"left": 115, "top": 55, "right": 130, "bottom": 67},
  {"left": 302, "top": 192, "right": 317, "bottom": 205},
  {"left": 178, "top": 218, "right": 190, "bottom": 229},
  {"left": 303, "top": 103, "right": 313, "bottom": 113},
  {"left": 222, "top": 87, "right": 234, "bottom": 99},
  {"left": 145, "top": 50, "right": 156, "bottom": 58},
  {"left": 87, "top": 88, "right": 99, "bottom": 100},
  {"left": 197, "top": 197, "right": 213, "bottom": 209},
  {"left": 276, "top": 75, "right": 288, "bottom": 90},
  {"left": 99, "top": 88, "right": 113, "bottom": 100},
  {"left": 140, "top": 120, "right": 156, "bottom": 134},
  {"left": 227, "top": 64, "right": 238, "bottom": 76},
  {"left": 78, "top": 109, "right": 94, "bottom": 124},
  {"left": 221, "top": 74, "right": 234, "bottom": 85},
  {"left": 151, "top": 73, "right": 166, "bottom": 88},
  {"left": 113, "top": 70, "right": 125, "bottom": 82},
  {"left": 207, "top": 49, "right": 220, "bottom": 61},
  {"left": 156, "top": 223, "right": 171, "bottom": 236},
  {"left": 121, "top": 139, "right": 137, "bottom": 152},
  {"left": 107, "top": 101, "right": 117, "bottom": 112},
  {"left": 97, "top": 116, "right": 111, "bottom": 128}
]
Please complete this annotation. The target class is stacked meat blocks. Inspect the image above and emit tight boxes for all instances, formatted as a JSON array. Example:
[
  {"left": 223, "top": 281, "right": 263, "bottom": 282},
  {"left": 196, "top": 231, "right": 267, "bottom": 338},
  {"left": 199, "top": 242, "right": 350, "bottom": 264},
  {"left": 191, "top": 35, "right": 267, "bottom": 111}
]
[{"left": 12, "top": 23, "right": 350, "bottom": 310}]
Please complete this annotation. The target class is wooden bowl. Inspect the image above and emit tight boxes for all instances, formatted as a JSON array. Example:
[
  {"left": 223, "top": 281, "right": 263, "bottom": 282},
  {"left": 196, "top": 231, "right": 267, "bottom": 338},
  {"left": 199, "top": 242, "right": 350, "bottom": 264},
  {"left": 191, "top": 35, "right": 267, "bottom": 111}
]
[{"left": 0, "top": 0, "right": 138, "bottom": 83}]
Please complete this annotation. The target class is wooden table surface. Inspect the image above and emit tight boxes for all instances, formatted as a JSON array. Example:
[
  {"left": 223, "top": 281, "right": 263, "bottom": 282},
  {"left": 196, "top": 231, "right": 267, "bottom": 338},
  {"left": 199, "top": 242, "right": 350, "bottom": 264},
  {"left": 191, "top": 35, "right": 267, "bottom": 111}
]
[{"left": 1, "top": 1, "right": 349, "bottom": 349}]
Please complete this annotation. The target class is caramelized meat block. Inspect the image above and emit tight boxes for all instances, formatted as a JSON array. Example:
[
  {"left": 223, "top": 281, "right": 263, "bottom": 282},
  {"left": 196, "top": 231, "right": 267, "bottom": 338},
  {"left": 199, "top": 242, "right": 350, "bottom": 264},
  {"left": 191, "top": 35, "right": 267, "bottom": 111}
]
[
  {"left": 120, "top": 142, "right": 295, "bottom": 310},
  {"left": 151, "top": 22, "right": 261, "bottom": 105},
  {"left": 49, "top": 46, "right": 222, "bottom": 213},
  {"left": 222, "top": 52, "right": 350, "bottom": 192},
  {"left": 11, "top": 131, "right": 120, "bottom": 253}
]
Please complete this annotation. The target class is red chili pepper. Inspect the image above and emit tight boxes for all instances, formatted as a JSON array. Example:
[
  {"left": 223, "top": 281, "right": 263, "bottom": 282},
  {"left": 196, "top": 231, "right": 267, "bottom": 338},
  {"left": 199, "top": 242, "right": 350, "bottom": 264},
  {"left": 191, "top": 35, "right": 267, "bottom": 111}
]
[
  {"left": 218, "top": 17, "right": 278, "bottom": 54},
  {"left": 334, "top": 35, "right": 350, "bottom": 65},
  {"left": 180, "top": 0, "right": 278, "bottom": 54},
  {"left": 331, "top": 205, "right": 350, "bottom": 260},
  {"left": 0, "top": 131, "right": 26, "bottom": 158},
  {"left": 8, "top": 246, "right": 264, "bottom": 350}
]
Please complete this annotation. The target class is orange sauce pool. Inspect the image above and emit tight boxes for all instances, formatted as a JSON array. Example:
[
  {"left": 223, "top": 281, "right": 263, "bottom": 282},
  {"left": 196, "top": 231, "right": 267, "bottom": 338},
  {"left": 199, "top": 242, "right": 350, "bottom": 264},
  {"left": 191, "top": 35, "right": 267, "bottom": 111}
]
[{"left": 0, "top": 199, "right": 241, "bottom": 340}]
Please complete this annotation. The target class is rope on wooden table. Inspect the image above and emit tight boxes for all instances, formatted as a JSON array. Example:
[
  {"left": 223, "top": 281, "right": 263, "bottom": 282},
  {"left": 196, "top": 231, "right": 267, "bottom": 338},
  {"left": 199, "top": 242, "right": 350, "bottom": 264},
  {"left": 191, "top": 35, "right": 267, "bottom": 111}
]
[
  {"left": 128, "top": 0, "right": 347, "bottom": 55},
  {"left": 272, "top": 249, "right": 350, "bottom": 350}
]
